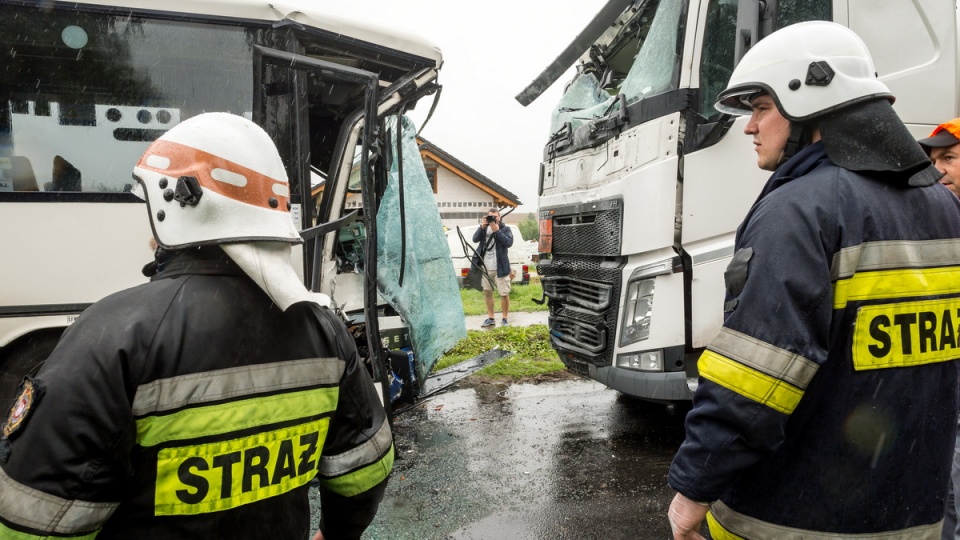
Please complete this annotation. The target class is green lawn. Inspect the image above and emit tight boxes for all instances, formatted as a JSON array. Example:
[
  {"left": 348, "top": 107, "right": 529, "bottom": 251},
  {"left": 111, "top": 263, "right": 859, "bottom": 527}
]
[
  {"left": 434, "top": 324, "right": 564, "bottom": 379},
  {"left": 460, "top": 281, "right": 549, "bottom": 316}
]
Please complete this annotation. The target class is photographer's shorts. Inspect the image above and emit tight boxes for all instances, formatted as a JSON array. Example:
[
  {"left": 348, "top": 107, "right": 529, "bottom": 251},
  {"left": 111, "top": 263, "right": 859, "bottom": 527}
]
[{"left": 483, "top": 269, "right": 511, "bottom": 296}]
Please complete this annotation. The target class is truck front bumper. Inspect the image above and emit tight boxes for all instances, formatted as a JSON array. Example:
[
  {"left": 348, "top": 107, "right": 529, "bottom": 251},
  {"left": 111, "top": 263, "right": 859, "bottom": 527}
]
[{"left": 588, "top": 365, "right": 696, "bottom": 402}]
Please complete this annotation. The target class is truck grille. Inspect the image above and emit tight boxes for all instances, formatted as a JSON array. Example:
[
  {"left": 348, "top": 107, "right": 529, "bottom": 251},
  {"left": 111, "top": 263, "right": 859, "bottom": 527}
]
[
  {"left": 539, "top": 255, "right": 623, "bottom": 367},
  {"left": 541, "top": 276, "right": 612, "bottom": 311},
  {"left": 551, "top": 204, "right": 621, "bottom": 256},
  {"left": 550, "top": 317, "right": 606, "bottom": 354}
]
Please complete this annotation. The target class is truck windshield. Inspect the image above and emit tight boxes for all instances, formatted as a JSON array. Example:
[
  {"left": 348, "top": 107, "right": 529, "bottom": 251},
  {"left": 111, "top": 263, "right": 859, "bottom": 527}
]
[
  {"left": 0, "top": 5, "right": 255, "bottom": 193},
  {"left": 551, "top": 0, "right": 685, "bottom": 135}
]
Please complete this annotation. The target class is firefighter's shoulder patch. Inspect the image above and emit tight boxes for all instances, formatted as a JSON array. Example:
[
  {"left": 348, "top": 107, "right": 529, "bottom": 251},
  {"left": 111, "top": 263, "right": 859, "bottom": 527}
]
[{"left": 1, "top": 377, "right": 44, "bottom": 439}]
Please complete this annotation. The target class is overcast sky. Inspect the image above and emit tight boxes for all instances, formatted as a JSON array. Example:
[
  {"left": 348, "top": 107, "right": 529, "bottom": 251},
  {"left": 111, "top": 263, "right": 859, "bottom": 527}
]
[{"left": 323, "top": 0, "right": 609, "bottom": 215}]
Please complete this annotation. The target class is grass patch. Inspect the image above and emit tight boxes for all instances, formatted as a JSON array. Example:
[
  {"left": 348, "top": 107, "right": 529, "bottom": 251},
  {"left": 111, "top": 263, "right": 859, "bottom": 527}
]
[
  {"left": 434, "top": 324, "right": 564, "bottom": 379},
  {"left": 460, "top": 282, "right": 548, "bottom": 316}
]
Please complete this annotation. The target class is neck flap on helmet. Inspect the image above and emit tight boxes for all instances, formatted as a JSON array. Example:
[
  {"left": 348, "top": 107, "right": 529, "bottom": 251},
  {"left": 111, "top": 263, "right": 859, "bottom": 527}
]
[
  {"left": 220, "top": 242, "right": 330, "bottom": 311},
  {"left": 818, "top": 98, "right": 940, "bottom": 186}
]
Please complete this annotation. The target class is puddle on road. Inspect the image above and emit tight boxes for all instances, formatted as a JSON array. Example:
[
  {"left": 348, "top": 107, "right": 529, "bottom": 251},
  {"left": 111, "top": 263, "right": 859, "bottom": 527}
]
[{"left": 316, "top": 379, "right": 688, "bottom": 540}]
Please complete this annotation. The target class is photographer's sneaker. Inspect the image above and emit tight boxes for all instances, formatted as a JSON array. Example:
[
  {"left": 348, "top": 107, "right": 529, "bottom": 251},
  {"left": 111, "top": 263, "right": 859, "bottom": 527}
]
[
  {"left": 501, "top": 319, "right": 509, "bottom": 327},
  {"left": 481, "top": 318, "right": 496, "bottom": 328}
]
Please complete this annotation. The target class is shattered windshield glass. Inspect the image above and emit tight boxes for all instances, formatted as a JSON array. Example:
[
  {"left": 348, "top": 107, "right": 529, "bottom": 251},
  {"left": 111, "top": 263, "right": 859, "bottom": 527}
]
[
  {"left": 549, "top": 0, "right": 684, "bottom": 135},
  {"left": 377, "top": 115, "right": 466, "bottom": 380},
  {"left": 551, "top": 72, "right": 610, "bottom": 137},
  {"left": 619, "top": 0, "right": 684, "bottom": 100}
]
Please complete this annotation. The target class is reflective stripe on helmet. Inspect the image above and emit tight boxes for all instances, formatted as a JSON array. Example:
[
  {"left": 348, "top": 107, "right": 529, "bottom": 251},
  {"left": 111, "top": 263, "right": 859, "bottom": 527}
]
[{"left": 136, "top": 139, "right": 290, "bottom": 213}]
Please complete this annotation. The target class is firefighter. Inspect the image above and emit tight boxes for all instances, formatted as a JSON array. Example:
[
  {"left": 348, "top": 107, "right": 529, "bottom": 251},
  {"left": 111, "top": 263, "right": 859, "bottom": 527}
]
[
  {"left": 0, "top": 113, "right": 393, "bottom": 539},
  {"left": 667, "top": 22, "right": 960, "bottom": 539}
]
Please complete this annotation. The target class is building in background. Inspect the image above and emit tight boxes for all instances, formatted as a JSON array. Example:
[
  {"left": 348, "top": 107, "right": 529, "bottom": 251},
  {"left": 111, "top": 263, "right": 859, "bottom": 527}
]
[{"left": 328, "top": 137, "right": 521, "bottom": 232}]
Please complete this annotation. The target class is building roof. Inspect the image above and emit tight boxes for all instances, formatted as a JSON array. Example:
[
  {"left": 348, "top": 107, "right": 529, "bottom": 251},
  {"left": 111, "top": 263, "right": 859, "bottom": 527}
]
[{"left": 417, "top": 137, "right": 521, "bottom": 207}]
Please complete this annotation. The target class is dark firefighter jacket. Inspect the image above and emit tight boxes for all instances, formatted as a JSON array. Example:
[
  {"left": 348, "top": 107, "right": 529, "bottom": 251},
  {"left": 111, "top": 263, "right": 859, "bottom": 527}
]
[
  {"left": 668, "top": 142, "right": 960, "bottom": 539},
  {"left": 0, "top": 247, "right": 393, "bottom": 540}
]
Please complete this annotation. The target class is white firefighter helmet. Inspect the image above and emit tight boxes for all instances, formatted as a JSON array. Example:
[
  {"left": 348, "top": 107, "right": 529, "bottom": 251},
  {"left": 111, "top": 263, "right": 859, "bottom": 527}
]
[
  {"left": 133, "top": 113, "right": 329, "bottom": 311},
  {"left": 715, "top": 21, "right": 891, "bottom": 121},
  {"left": 132, "top": 112, "right": 301, "bottom": 249}
]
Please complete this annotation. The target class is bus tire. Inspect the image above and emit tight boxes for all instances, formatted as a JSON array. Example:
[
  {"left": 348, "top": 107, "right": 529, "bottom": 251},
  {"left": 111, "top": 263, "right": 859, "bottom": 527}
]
[{"left": 0, "top": 329, "right": 63, "bottom": 412}]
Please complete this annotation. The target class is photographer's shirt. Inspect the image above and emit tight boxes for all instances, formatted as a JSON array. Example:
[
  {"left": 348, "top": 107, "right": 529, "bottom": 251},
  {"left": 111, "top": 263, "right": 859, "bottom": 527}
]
[{"left": 482, "top": 226, "right": 497, "bottom": 271}]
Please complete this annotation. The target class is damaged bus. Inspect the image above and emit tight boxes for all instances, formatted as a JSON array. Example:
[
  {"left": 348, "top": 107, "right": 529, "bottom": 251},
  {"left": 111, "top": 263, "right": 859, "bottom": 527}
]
[
  {"left": 520, "top": 0, "right": 958, "bottom": 402},
  {"left": 0, "top": 0, "right": 470, "bottom": 409}
]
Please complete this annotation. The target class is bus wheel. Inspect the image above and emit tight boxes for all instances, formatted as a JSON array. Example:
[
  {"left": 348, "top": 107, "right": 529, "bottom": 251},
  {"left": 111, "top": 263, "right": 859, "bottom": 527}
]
[{"left": 0, "top": 329, "right": 63, "bottom": 412}]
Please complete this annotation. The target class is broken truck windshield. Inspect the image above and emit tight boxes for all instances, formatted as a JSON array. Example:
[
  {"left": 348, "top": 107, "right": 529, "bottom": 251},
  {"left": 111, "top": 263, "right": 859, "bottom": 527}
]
[{"left": 550, "top": 0, "right": 685, "bottom": 138}]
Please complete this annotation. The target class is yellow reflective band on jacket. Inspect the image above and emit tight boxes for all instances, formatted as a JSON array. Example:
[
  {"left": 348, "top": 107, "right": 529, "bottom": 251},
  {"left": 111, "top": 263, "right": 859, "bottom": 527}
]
[
  {"left": 698, "top": 350, "right": 803, "bottom": 414},
  {"left": 0, "top": 522, "right": 98, "bottom": 540},
  {"left": 155, "top": 418, "right": 329, "bottom": 516},
  {"left": 706, "top": 511, "right": 745, "bottom": 540},
  {"left": 321, "top": 444, "right": 394, "bottom": 498},
  {"left": 853, "top": 297, "right": 960, "bottom": 370},
  {"left": 135, "top": 387, "right": 338, "bottom": 447},
  {"left": 833, "top": 266, "right": 960, "bottom": 309},
  {"left": 709, "top": 500, "right": 943, "bottom": 539}
]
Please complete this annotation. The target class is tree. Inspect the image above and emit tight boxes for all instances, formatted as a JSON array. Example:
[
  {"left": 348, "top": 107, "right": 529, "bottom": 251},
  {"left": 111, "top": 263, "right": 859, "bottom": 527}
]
[{"left": 518, "top": 212, "right": 538, "bottom": 242}]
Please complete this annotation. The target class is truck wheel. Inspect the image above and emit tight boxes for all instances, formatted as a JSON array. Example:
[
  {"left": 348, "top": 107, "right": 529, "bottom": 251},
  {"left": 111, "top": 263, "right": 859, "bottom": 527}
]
[{"left": 0, "top": 329, "right": 63, "bottom": 412}]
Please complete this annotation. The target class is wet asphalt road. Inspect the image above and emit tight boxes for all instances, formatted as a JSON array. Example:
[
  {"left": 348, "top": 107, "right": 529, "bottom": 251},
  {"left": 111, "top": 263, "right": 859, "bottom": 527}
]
[{"left": 312, "top": 377, "right": 692, "bottom": 540}]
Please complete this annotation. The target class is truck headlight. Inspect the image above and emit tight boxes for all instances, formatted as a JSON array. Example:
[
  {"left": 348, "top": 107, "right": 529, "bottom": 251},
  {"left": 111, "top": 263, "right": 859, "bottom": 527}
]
[
  {"left": 616, "top": 350, "right": 663, "bottom": 372},
  {"left": 620, "top": 277, "right": 655, "bottom": 345}
]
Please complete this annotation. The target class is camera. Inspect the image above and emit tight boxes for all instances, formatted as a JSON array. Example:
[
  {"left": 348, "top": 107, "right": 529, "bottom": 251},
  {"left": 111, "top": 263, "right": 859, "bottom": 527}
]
[{"left": 484, "top": 215, "right": 494, "bottom": 224}]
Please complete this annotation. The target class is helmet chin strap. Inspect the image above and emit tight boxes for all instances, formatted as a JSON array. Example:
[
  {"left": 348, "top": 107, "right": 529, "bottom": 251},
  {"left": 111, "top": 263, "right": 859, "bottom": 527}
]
[{"left": 778, "top": 123, "right": 811, "bottom": 165}]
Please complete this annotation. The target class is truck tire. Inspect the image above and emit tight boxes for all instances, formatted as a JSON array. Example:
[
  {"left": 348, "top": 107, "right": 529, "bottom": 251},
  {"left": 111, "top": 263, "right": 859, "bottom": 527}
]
[{"left": 0, "top": 329, "right": 63, "bottom": 412}]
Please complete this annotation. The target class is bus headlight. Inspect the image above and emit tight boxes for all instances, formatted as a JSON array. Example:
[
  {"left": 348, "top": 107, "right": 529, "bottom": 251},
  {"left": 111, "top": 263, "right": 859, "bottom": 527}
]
[
  {"left": 616, "top": 350, "right": 663, "bottom": 372},
  {"left": 620, "top": 277, "right": 655, "bottom": 345}
]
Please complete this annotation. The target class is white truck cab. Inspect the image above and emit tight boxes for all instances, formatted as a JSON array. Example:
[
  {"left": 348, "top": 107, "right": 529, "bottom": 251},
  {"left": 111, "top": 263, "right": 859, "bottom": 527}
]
[{"left": 522, "top": 0, "right": 958, "bottom": 402}]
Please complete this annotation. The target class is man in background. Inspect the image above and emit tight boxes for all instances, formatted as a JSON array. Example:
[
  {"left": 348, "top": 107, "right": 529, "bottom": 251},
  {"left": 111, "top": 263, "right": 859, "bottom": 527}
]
[
  {"left": 473, "top": 208, "right": 514, "bottom": 327},
  {"left": 919, "top": 118, "right": 960, "bottom": 540},
  {"left": 920, "top": 118, "right": 960, "bottom": 198}
]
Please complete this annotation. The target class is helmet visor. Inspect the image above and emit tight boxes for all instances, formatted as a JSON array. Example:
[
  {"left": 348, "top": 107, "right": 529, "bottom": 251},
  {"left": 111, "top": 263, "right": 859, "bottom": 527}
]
[{"left": 715, "top": 86, "right": 767, "bottom": 116}]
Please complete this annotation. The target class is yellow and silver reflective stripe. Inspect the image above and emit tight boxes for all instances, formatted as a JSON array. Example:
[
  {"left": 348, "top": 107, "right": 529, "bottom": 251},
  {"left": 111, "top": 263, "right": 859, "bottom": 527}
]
[
  {"left": 698, "top": 328, "right": 817, "bottom": 414},
  {"left": 831, "top": 239, "right": 960, "bottom": 281},
  {"left": 321, "top": 445, "right": 394, "bottom": 498},
  {"left": 132, "top": 357, "right": 343, "bottom": 416},
  {"left": 318, "top": 418, "right": 392, "bottom": 477},
  {"left": 834, "top": 267, "right": 960, "bottom": 309},
  {"left": 709, "top": 500, "right": 942, "bottom": 539},
  {"left": 710, "top": 328, "right": 818, "bottom": 390},
  {"left": 155, "top": 418, "right": 330, "bottom": 516},
  {"left": 0, "top": 466, "right": 117, "bottom": 535},
  {"left": 136, "top": 386, "right": 338, "bottom": 447},
  {"left": 831, "top": 240, "right": 960, "bottom": 309}
]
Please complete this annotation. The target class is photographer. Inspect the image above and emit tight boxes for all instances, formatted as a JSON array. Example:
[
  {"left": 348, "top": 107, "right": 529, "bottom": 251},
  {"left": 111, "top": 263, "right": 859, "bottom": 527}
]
[{"left": 473, "top": 208, "right": 514, "bottom": 327}]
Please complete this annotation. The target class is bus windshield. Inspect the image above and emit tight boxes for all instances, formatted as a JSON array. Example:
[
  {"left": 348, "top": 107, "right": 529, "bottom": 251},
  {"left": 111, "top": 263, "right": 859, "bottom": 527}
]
[{"left": 0, "top": 5, "right": 256, "bottom": 193}]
